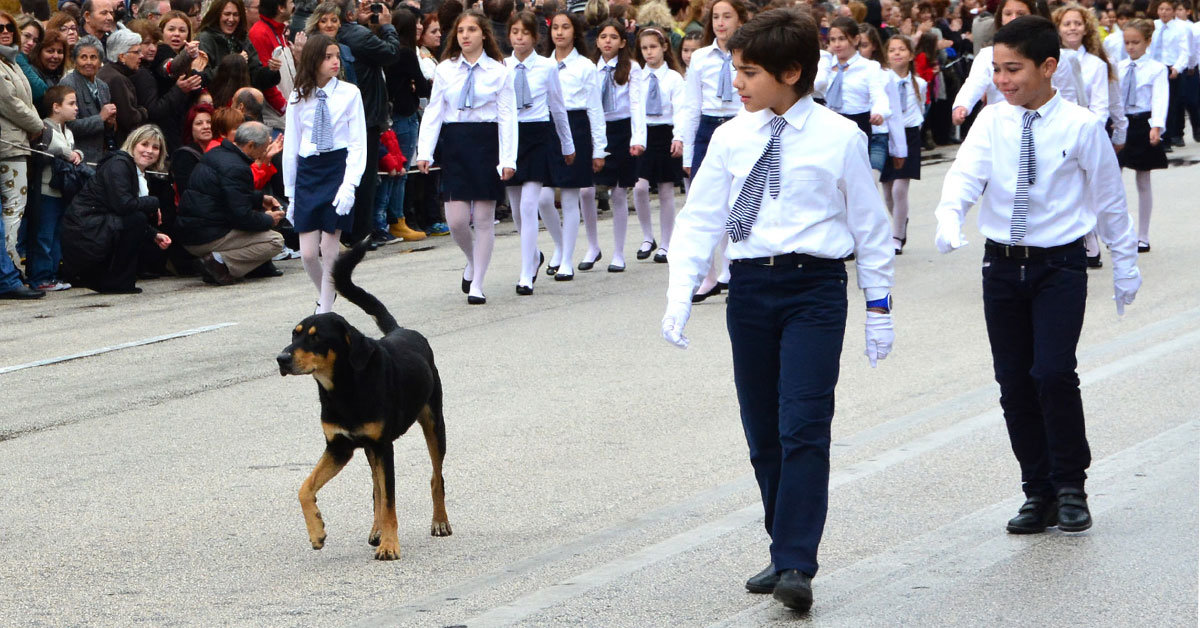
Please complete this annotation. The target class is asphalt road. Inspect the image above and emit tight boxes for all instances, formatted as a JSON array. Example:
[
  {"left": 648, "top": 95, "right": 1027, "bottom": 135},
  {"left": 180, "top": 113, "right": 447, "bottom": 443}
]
[{"left": 1, "top": 144, "right": 1196, "bottom": 628}]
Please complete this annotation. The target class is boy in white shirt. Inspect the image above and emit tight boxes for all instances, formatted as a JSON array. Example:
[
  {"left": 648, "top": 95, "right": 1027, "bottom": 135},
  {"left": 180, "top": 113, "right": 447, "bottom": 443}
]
[
  {"left": 934, "top": 16, "right": 1141, "bottom": 536},
  {"left": 662, "top": 7, "right": 894, "bottom": 613}
]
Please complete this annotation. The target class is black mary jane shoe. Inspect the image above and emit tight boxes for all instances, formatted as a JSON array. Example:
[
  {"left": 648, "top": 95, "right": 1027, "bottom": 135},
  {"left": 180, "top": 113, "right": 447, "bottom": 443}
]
[
  {"left": 636, "top": 240, "right": 657, "bottom": 261},
  {"left": 461, "top": 277, "right": 471, "bottom": 294},
  {"left": 467, "top": 294, "right": 487, "bottom": 305},
  {"left": 554, "top": 271, "right": 574, "bottom": 281},
  {"left": 772, "top": 570, "right": 813, "bottom": 612},
  {"left": 691, "top": 283, "right": 723, "bottom": 303},
  {"left": 1005, "top": 494, "right": 1058, "bottom": 534},
  {"left": 652, "top": 249, "right": 668, "bottom": 263},
  {"left": 533, "top": 252, "right": 545, "bottom": 283},
  {"left": 1137, "top": 241, "right": 1151, "bottom": 253},
  {"left": 607, "top": 263, "right": 625, "bottom": 273},
  {"left": 1086, "top": 255, "right": 1103, "bottom": 269},
  {"left": 546, "top": 264, "right": 560, "bottom": 276},
  {"left": 1056, "top": 488, "right": 1092, "bottom": 532},
  {"left": 578, "top": 250, "right": 602, "bottom": 271},
  {"left": 515, "top": 284, "right": 533, "bottom": 296},
  {"left": 745, "top": 562, "right": 779, "bottom": 594}
]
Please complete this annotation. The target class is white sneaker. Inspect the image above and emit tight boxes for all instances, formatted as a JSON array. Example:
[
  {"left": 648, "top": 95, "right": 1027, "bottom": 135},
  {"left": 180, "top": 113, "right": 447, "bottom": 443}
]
[
  {"left": 273, "top": 246, "right": 301, "bottom": 261},
  {"left": 34, "top": 280, "right": 72, "bottom": 291}
]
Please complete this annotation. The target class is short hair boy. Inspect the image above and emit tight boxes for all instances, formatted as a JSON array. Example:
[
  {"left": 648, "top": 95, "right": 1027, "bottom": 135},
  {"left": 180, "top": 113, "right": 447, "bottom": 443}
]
[
  {"left": 933, "top": 15, "right": 1141, "bottom": 535},
  {"left": 661, "top": 7, "right": 895, "bottom": 613}
]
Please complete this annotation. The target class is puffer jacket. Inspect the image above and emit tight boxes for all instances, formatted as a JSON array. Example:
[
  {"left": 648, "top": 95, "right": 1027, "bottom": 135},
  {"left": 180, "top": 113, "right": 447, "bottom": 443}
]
[
  {"left": 196, "top": 28, "right": 281, "bottom": 92},
  {"left": 61, "top": 151, "right": 159, "bottom": 266},
  {"left": 0, "top": 44, "right": 44, "bottom": 160},
  {"left": 175, "top": 139, "right": 273, "bottom": 245}
]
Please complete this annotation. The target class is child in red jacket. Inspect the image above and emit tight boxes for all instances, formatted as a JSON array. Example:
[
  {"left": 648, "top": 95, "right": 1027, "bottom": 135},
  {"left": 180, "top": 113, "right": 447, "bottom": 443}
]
[{"left": 373, "top": 128, "right": 425, "bottom": 242}]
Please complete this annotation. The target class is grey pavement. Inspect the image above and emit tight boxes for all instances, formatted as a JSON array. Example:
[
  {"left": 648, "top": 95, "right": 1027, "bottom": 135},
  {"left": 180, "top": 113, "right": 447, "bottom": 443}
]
[{"left": 1, "top": 144, "right": 1197, "bottom": 627}]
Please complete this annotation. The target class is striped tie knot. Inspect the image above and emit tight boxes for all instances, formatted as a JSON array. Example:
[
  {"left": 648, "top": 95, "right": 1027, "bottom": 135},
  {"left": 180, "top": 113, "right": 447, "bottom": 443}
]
[
  {"left": 601, "top": 65, "right": 616, "bottom": 112},
  {"left": 313, "top": 87, "right": 333, "bottom": 152},
  {"left": 725, "top": 116, "right": 788, "bottom": 243},
  {"left": 1010, "top": 110, "right": 1040, "bottom": 245}
]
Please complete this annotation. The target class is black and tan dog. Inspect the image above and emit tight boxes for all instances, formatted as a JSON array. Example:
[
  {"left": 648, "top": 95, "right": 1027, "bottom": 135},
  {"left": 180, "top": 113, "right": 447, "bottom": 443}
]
[{"left": 277, "top": 240, "right": 451, "bottom": 560}]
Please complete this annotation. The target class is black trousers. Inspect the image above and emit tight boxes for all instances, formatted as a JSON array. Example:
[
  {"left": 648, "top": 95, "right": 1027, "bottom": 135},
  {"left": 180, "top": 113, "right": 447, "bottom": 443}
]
[
  {"left": 1169, "top": 68, "right": 1200, "bottom": 142},
  {"left": 76, "top": 212, "right": 149, "bottom": 292},
  {"left": 347, "top": 125, "right": 381, "bottom": 244},
  {"left": 726, "top": 257, "right": 847, "bottom": 577},
  {"left": 981, "top": 242, "right": 1090, "bottom": 498}
]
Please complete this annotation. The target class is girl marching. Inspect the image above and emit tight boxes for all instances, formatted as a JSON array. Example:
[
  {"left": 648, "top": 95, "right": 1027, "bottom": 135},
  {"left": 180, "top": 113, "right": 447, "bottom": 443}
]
[{"left": 880, "top": 34, "right": 927, "bottom": 254}]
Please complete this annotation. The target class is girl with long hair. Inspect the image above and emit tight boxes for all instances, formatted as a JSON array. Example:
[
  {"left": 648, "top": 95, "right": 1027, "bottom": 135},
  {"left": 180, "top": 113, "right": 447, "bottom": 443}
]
[
  {"left": 856, "top": 23, "right": 908, "bottom": 175},
  {"left": 1116, "top": 19, "right": 1169, "bottom": 253},
  {"left": 880, "top": 34, "right": 927, "bottom": 255}
]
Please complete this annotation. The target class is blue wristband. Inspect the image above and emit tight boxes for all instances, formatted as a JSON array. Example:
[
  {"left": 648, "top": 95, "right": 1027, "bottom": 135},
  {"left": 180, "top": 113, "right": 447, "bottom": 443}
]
[{"left": 866, "top": 295, "right": 891, "bottom": 311}]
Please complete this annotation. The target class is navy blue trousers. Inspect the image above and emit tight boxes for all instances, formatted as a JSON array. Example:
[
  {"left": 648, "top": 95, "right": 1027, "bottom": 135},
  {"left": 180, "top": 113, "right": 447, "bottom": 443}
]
[
  {"left": 981, "top": 243, "right": 1090, "bottom": 498},
  {"left": 726, "top": 257, "right": 847, "bottom": 577}
]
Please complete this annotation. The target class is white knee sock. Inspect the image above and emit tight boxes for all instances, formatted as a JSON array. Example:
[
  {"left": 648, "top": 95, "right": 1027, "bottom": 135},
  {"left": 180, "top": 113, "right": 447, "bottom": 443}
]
[
  {"left": 470, "top": 201, "right": 495, "bottom": 297},
  {"left": 890, "top": 179, "right": 910, "bottom": 243},
  {"left": 580, "top": 186, "right": 600, "bottom": 259},
  {"left": 633, "top": 179, "right": 654, "bottom": 244},
  {"left": 507, "top": 186, "right": 523, "bottom": 234},
  {"left": 445, "top": 201, "right": 474, "bottom": 280},
  {"left": 559, "top": 188, "right": 581, "bottom": 274},
  {"left": 537, "top": 187, "right": 563, "bottom": 267},
  {"left": 611, "top": 186, "right": 629, "bottom": 266},
  {"left": 1136, "top": 170, "right": 1152, "bottom": 243},
  {"left": 517, "top": 181, "right": 542, "bottom": 284},
  {"left": 298, "top": 230, "right": 323, "bottom": 293},
  {"left": 658, "top": 182, "right": 676, "bottom": 250}
]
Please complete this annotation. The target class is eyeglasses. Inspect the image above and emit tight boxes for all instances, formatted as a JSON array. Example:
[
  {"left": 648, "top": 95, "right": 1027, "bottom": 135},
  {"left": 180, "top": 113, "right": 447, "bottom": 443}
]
[
  {"left": 0, "top": 23, "right": 16, "bottom": 33},
  {"left": 59, "top": 24, "right": 78, "bottom": 32}
]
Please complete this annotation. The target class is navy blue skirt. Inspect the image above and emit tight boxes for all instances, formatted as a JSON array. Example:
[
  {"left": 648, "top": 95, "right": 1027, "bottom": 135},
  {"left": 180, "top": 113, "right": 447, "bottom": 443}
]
[
  {"left": 550, "top": 109, "right": 594, "bottom": 189},
  {"left": 637, "top": 124, "right": 684, "bottom": 185},
  {"left": 841, "top": 111, "right": 873, "bottom": 139},
  {"left": 293, "top": 148, "right": 351, "bottom": 234},
  {"left": 881, "top": 126, "right": 922, "bottom": 182},
  {"left": 691, "top": 114, "right": 735, "bottom": 175},
  {"left": 1119, "top": 113, "right": 1168, "bottom": 171},
  {"left": 438, "top": 122, "right": 503, "bottom": 201},
  {"left": 594, "top": 117, "right": 637, "bottom": 188},
  {"left": 511, "top": 121, "right": 560, "bottom": 186}
]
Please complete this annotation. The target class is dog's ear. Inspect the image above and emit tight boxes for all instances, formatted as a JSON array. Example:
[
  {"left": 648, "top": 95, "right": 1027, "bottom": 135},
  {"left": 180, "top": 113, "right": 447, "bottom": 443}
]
[{"left": 346, "top": 328, "right": 378, "bottom": 372}]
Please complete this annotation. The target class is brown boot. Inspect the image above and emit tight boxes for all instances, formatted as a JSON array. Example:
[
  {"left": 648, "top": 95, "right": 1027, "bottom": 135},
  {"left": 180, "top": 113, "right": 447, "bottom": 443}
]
[{"left": 389, "top": 218, "right": 427, "bottom": 241}]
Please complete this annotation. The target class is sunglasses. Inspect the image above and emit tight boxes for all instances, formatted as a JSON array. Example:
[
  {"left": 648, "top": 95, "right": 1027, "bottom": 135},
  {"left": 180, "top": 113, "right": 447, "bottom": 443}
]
[{"left": 0, "top": 23, "right": 16, "bottom": 33}]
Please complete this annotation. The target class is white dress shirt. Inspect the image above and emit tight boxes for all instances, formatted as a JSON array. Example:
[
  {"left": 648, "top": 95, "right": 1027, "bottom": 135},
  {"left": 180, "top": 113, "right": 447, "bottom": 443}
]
[
  {"left": 416, "top": 53, "right": 518, "bottom": 174},
  {"left": 1104, "top": 28, "right": 1127, "bottom": 63},
  {"left": 506, "top": 52, "right": 575, "bottom": 156},
  {"left": 815, "top": 53, "right": 892, "bottom": 118},
  {"left": 813, "top": 49, "right": 835, "bottom": 99},
  {"left": 667, "top": 96, "right": 894, "bottom": 307},
  {"left": 283, "top": 77, "right": 368, "bottom": 198},
  {"left": 1151, "top": 18, "right": 1190, "bottom": 71},
  {"left": 1106, "top": 76, "right": 1129, "bottom": 146},
  {"left": 1053, "top": 47, "right": 1111, "bottom": 122},
  {"left": 934, "top": 92, "right": 1138, "bottom": 277},
  {"left": 554, "top": 48, "right": 608, "bottom": 159},
  {"left": 677, "top": 43, "right": 744, "bottom": 165},
  {"left": 632, "top": 63, "right": 685, "bottom": 148},
  {"left": 596, "top": 55, "right": 643, "bottom": 124},
  {"left": 1192, "top": 21, "right": 1200, "bottom": 68},
  {"left": 1118, "top": 56, "right": 1169, "bottom": 129},
  {"left": 888, "top": 69, "right": 928, "bottom": 128},
  {"left": 954, "top": 45, "right": 1004, "bottom": 112},
  {"left": 870, "top": 66, "right": 908, "bottom": 157}
]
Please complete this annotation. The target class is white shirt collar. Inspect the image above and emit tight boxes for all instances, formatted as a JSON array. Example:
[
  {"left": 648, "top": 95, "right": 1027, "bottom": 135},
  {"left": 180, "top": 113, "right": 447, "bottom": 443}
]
[{"left": 747, "top": 95, "right": 815, "bottom": 134}]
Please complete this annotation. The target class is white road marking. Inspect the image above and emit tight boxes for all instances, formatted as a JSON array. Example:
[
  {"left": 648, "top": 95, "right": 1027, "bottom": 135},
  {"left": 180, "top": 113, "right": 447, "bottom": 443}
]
[{"left": 0, "top": 323, "right": 238, "bottom": 375}]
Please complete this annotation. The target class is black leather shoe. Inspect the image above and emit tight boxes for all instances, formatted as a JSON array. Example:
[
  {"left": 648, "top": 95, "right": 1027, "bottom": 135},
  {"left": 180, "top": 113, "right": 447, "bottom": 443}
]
[
  {"left": 1138, "top": 241, "right": 1151, "bottom": 253},
  {"left": 1170, "top": 137, "right": 1185, "bottom": 147},
  {"left": 607, "top": 263, "right": 625, "bottom": 273},
  {"left": 546, "top": 264, "right": 559, "bottom": 276},
  {"left": 0, "top": 285, "right": 45, "bottom": 299},
  {"left": 533, "top": 252, "right": 544, "bottom": 283},
  {"left": 246, "top": 261, "right": 284, "bottom": 278},
  {"left": 1056, "top": 488, "right": 1092, "bottom": 532},
  {"left": 1086, "top": 255, "right": 1102, "bottom": 269},
  {"left": 636, "top": 240, "right": 656, "bottom": 260},
  {"left": 554, "top": 271, "right": 573, "bottom": 281},
  {"left": 515, "top": 284, "right": 533, "bottom": 296},
  {"left": 772, "top": 569, "right": 813, "bottom": 612},
  {"left": 1006, "top": 495, "right": 1058, "bottom": 534},
  {"left": 461, "top": 277, "right": 471, "bottom": 294},
  {"left": 652, "top": 249, "right": 668, "bottom": 263},
  {"left": 745, "top": 562, "right": 779, "bottom": 594},
  {"left": 467, "top": 294, "right": 486, "bottom": 305},
  {"left": 692, "top": 283, "right": 723, "bottom": 303},
  {"left": 578, "top": 250, "right": 602, "bottom": 271}
]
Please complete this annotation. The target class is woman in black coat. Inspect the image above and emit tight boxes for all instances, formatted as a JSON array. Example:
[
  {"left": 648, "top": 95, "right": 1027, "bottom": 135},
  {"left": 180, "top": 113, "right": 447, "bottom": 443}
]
[
  {"left": 61, "top": 125, "right": 172, "bottom": 294},
  {"left": 195, "top": 0, "right": 281, "bottom": 93},
  {"left": 139, "top": 10, "right": 205, "bottom": 154}
]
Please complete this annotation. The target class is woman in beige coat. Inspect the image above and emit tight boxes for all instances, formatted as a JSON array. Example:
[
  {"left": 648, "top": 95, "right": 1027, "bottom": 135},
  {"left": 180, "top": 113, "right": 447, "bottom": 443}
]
[{"left": 0, "top": 10, "right": 44, "bottom": 272}]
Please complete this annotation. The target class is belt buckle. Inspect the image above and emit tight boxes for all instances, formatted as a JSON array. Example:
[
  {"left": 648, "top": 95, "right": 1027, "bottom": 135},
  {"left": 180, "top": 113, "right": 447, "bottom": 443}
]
[
  {"left": 764, "top": 255, "right": 776, "bottom": 267},
  {"left": 1008, "top": 245, "right": 1030, "bottom": 260}
]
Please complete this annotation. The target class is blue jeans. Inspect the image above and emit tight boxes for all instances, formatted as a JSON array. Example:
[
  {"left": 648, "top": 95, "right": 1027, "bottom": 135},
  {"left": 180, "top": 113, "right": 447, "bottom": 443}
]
[
  {"left": 725, "top": 256, "right": 848, "bottom": 577},
  {"left": 868, "top": 133, "right": 888, "bottom": 171},
  {"left": 374, "top": 112, "right": 419, "bottom": 231},
  {"left": 27, "top": 194, "right": 66, "bottom": 284}
]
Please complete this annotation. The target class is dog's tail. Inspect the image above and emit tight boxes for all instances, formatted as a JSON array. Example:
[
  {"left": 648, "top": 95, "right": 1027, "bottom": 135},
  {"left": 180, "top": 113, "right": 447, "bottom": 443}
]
[{"left": 332, "top": 238, "right": 400, "bottom": 335}]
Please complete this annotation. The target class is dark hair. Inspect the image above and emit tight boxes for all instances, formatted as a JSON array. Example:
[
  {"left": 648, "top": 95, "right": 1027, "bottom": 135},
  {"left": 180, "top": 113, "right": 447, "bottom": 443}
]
[
  {"left": 506, "top": 9, "right": 539, "bottom": 46},
  {"left": 1148, "top": 0, "right": 1176, "bottom": 15},
  {"left": 437, "top": 0, "right": 464, "bottom": 41},
  {"left": 1116, "top": 4, "right": 1136, "bottom": 18},
  {"left": 483, "top": 0, "right": 514, "bottom": 22},
  {"left": 293, "top": 33, "right": 337, "bottom": 100},
  {"left": 183, "top": 102, "right": 214, "bottom": 146},
  {"left": 591, "top": 19, "right": 632, "bottom": 84},
  {"left": 829, "top": 15, "right": 860, "bottom": 38},
  {"left": 391, "top": 6, "right": 418, "bottom": 48},
  {"left": 634, "top": 25, "right": 682, "bottom": 73},
  {"left": 915, "top": 29, "right": 938, "bottom": 57},
  {"left": 885, "top": 34, "right": 922, "bottom": 106},
  {"left": 20, "top": 0, "right": 51, "bottom": 21},
  {"left": 727, "top": 7, "right": 818, "bottom": 97},
  {"left": 858, "top": 22, "right": 885, "bottom": 63},
  {"left": 992, "top": 14, "right": 1059, "bottom": 65},
  {"left": 441, "top": 9, "right": 504, "bottom": 62},
  {"left": 702, "top": 0, "right": 749, "bottom": 47},
  {"left": 995, "top": 0, "right": 1050, "bottom": 24},
  {"left": 125, "top": 18, "right": 161, "bottom": 43},
  {"left": 158, "top": 9, "right": 193, "bottom": 41},
  {"left": 199, "top": 0, "right": 248, "bottom": 39},
  {"left": 30, "top": 28, "right": 69, "bottom": 74},
  {"left": 170, "top": 0, "right": 199, "bottom": 15},
  {"left": 210, "top": 53, "right": 251, "bottom": 107},
  {"left": 259, "top": 0, "right": 282, "bottom": 19},
  {"left": 548, "top": 10, "right": 589, "bottom": 57},
  {"left": 44, "top": 84, "right": 76, "bottom": 110}
]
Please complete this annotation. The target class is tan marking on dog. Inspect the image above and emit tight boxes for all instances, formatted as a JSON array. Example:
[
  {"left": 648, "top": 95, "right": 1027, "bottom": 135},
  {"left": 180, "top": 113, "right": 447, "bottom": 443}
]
[
  {"left": 292, "top": 348, "right": 337, "bottom": 390},
  {"left": 418, "top": 405, "right": 452, "bottom": 537},
  {"left": 321, "top": 422, "right": 350, "bottom": 442},
  {"left": 298, "top": 451, "right": 352, "bottom": 549},
  {"left": 356, "top": 421, "right": 386, "bottom": 442},
  {"left": 365, "top": 449, "right": 384, "bottom": 547},
  {"left": 295, "top": 324, "right": 304, "bottom": 333},
  {"left": 308, "top": 326, "right": 317, "bottom": 335}
]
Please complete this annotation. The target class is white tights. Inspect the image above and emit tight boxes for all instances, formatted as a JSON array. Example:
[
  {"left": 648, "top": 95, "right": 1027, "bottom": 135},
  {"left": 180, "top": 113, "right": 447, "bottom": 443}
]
[
  {"left": 632, "top": 179, "right": 676, "bottom": 251},
  {"left": 1135, "top": 170, "right": 1152, "bottom": 243},
  {"left": 445, "top": 200, "right": 496, "bottom": 298},
  {"left": 538, "top": 187, "right": 581, "bottom": 274},
  {"left": 579, "top": 187, "right": 602, "bottom": 261},
  {"left": 507, "top": 182, "right": 543, "bottom": 286},
  {"left": 608, "top": 187, "right": 629, "bottom": 266},
  {"left": 299, "top": 229, "right": 342, "bottom": 313},
  {"left": 882, "top": 178, "right": 911, "bottom": 244}
]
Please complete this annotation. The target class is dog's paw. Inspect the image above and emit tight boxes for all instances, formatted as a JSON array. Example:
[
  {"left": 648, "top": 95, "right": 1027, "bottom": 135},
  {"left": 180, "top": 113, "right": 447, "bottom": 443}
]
[
  {"left": 368, "top": 528, "right": 381, "bottom": 547},
  {"left": 431, "top": 520, "right": 453, "bottom": 537},
  {"left": 374, "top": 540, "right": 401, "bottom": 561},
  {"left": 311, "top": 534, "right": 326, "bottom": 550}
]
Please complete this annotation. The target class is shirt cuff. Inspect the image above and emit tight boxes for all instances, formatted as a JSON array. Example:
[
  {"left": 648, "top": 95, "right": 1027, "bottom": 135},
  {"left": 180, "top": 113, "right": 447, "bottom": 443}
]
[{"left": 864, "top": 287, "right": 890, "bottom": 301}]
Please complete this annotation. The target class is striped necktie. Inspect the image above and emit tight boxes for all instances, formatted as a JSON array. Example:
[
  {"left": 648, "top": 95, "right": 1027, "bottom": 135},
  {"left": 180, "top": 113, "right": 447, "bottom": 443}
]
[
  {"left": 313, "top": 88, "right": 333, "bottom": 152},
  {"left": 1069, "top": 54, "right": 1090, "bottom": 108},
  {"left": 458, "top": 62, "right": 478, "bottom": 110},
  {"left": 601, "top": 65, "right": 616, "bottom": 112},
  {"left": 646, "top": 72, "right": 663, "bottom": 116},
  {"left": 716, "top": 50, "right": 734, "bottom": 102},
  {"left": 726, "top": 116, "right": 787, "bottom": 243},
  {"left": 898, "top": 79, "right": 908, "bottom": 115},
  {"left": 826, "top": 63, "right": 848, "bottom": 112},
  {"left": 1123, "top": 61, "right": 1137, "bottom": 111},
  {"left": 1010, "top": 110, "right": 1040, "bottom": 245},
  {"left": 514, "top": 62, "right": 533, "bottom": 109}
]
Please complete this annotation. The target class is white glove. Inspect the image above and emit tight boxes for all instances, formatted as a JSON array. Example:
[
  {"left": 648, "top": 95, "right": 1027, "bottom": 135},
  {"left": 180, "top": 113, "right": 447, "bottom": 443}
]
[
  {"left": 864, "top": 311, "right": 894, "bottom": 367},
  {"left": 285, "top": 198, "right": 294, "bottom": 223},
  {"left": 934, "top": 217, "right": 968, "bottom": 254},
  {"left": 333, "top": 185, "right": 356, "bottom": 216},
  {"left": 1113, "top": 268, "right": 1141, "bottom": 316},
  {"left": 661, "top": 301, "right": 692, "bottom": 349}
]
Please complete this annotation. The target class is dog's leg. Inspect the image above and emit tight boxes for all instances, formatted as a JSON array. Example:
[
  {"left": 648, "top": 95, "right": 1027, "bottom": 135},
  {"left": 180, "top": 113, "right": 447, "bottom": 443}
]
[
  {"left": 371, "top": 442, "right": 402, "bottom": 561},
  {"left": 299, "top": 444, "right": 353, "bottom": 550},
  {"left": 418, "top": 404, "right": 452, "bottom": 537},
  {"left": 365, "top": 448, "right": 384, "bottom": 547}
]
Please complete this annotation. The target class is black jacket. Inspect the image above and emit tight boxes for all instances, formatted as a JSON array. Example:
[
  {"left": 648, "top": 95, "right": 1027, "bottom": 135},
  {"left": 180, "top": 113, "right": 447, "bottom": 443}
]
[
  {"left": 61, "top": 151, "right": 160, "bottom": 265},
  {"left": 196, "top": 28, "right": 281, "bottom": 93},
  {"left": 384, "top": 47, "right": 430, "bottom": 118},
  {"left": 176, "top": 139, "right": 273, "bottom": 245},
  {"left": 338, "top": 22, "right": 400, "bottom": 129},
  {"left": 139, "top": 44, "right": 200, "bottom": 154},
  {"left": 97, "top": 62, "right": 148, "bottom": 149}
]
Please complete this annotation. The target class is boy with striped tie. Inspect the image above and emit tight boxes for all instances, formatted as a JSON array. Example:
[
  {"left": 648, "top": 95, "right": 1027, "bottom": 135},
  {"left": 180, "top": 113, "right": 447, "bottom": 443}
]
[
  {"left": 933, "top": 16, "right": 1142, "bottom": 536},
  {"left": 661, "top": 8, "right": 895, "bottom": 613}
]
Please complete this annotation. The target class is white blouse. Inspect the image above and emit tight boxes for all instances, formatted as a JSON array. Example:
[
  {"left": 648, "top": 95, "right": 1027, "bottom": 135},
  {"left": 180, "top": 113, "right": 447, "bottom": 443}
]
[
  {"left": 887, "top": 69, "right": 927, "bottom": 128},
  {"left": 632, "top": 63, "right": 686, "bottom": 148},
  {"left": 416, "top": 54, "right": 518, "bottom": 174},
  {"left": 505, "top": 52, "right": 575, "bottom": 156},
  {"left": 596, "top": 55, "right": 642, "bottom": 122},
  {"left": 677, "top": 43, "right": 744, "bottom": 165},
  {"left": 554, "top": 48, "right": 607, "bottom": 159},
  {"left": 1118, "top": 56, "right": 1169, "bottom": 129},
  {"left": 1053, "top": 48, "right": 1111, "bottom": 123},
  {"left": 282, "top": 77, "right": 368, "bottom": 198},
  {"left": 813, "top": 53, "right": 891, "bottom": 118}
]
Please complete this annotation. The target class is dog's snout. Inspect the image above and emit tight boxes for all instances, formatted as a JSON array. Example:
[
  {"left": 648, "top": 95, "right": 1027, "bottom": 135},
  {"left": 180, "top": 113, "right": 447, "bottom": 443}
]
[{"left": 277, "top": 351, "right": 294, "bottom": 376}]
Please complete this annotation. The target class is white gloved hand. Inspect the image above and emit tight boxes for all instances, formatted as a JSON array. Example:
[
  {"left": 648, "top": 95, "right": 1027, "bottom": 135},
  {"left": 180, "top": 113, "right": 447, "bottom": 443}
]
[
  {"left": 934, "top": 217, "right": 968, "bottom": 254},
  {"left": 1113, "top": 267, "right": 1141, "bottom": 316},
  {"left": 661, "top": 301, "right": 692, "bottom": 349},
  {"left": 333, "top": 185, "right": 356, "bottom": 216},
  {"left": 864, "top": 311, "right": 894, "bottom": 367},
  {"left": 285, "top": 198, "right": 294, "bottom": 223}
]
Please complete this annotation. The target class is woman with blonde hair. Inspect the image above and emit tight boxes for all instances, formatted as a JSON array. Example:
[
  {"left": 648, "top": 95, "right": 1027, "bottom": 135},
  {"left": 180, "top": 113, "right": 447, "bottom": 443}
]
[{"left": 302, "top": 1, "right": 357, "bottom": 83}]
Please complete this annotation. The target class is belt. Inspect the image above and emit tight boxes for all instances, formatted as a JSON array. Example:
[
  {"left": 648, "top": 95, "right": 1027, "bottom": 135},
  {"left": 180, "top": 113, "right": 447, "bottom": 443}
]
[
  {"left": 732, "top": 252, "right": 843, "bottom": 267},
  {"left": 700, "top": 114, "right": 736, "bottom": 123},
  {"left": 984, "top": 237, "right": 1084, "bottom": 260}
]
